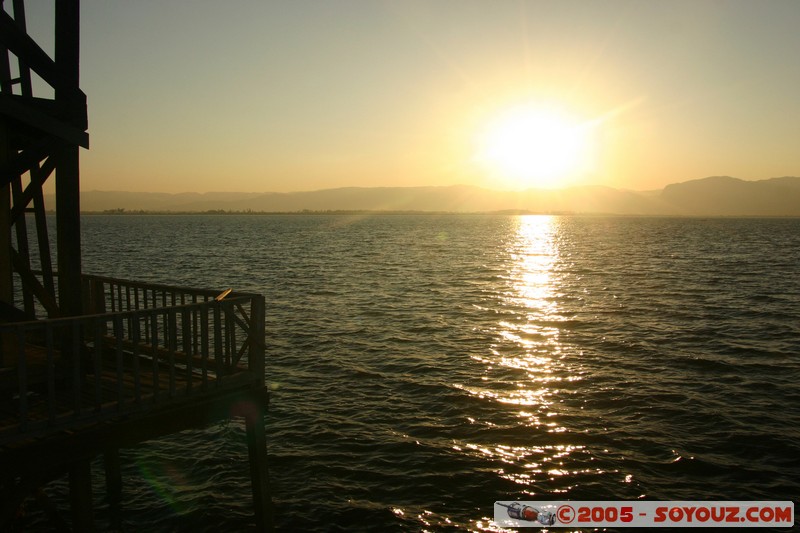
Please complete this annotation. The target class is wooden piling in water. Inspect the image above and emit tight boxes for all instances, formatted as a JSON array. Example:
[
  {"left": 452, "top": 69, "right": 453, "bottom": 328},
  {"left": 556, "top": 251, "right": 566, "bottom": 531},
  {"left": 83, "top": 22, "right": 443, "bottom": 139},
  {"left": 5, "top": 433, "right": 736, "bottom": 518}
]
[
  {"left": 69, "top": 460, "right": 94, "bottom": 532},
  {"left": 104, "top": 447, "right": 122, "bottom": 524}
]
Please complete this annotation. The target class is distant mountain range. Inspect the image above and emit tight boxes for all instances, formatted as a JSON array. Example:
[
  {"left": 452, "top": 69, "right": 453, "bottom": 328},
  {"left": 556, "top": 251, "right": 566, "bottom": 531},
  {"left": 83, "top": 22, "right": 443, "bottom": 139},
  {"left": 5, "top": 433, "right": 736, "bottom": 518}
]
[{"left": 51, "top": 176, "right": 800, "bottom": 216}]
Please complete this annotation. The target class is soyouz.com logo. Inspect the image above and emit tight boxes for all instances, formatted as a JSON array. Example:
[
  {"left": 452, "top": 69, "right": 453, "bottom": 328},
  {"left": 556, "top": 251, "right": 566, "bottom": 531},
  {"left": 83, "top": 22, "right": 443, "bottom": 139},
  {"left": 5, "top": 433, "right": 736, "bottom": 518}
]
[{"left": 493, "top": 501, "right": 794, "bottom": 528}]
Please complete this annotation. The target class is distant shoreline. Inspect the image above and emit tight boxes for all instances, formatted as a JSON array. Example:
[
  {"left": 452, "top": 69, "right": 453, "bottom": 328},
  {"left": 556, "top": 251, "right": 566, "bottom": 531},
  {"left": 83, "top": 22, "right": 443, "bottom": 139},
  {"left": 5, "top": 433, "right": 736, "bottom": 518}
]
[
  {"left": 71, "top": 210, "right": 800, "bottom": 218},
  {"left": 44, "top": 177, "right": 800, "bottom": 216},
  {"left": 79, "top": 209, "right": 568, "bottom": 216}
]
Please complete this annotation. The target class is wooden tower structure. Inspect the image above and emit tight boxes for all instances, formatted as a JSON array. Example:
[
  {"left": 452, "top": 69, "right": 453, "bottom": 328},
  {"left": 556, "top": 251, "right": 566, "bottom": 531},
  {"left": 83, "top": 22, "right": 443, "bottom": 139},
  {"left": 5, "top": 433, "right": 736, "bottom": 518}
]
[
  {"left": 1, "top": 0, "right": 86, "bottom": 324},
  {"left": 1, "top": 2, "right": 272, "bottom": 530}
]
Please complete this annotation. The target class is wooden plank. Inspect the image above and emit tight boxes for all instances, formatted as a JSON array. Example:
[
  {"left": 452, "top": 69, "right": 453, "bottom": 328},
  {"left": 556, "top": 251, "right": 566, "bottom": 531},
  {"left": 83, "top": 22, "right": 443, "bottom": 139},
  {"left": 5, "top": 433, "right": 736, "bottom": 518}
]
[
  {"left": 81, "top": 274, "right": 262, "bottom": 302},
  {"left": 9, "top": 154, "right": 55, "bottom": 224},
  {"left": 0, "top": 94, "right": 89, "bottom": 148}
]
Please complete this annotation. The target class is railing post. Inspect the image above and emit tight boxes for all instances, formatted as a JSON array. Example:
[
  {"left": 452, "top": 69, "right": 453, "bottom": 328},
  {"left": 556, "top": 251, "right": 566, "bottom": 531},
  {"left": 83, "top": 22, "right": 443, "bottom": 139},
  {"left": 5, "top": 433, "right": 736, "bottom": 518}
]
[
  {"left": 91, "top": 278, "right": 106, "bottom": 315},
  {"left": 250, "top": 295, "right": 265, "bottom": 387},
  {"left": 167, "top": 309, "right": 176, "bottom": 397},
  {"left": 213, "top": 303, "right": 223, "bottom": 384}
]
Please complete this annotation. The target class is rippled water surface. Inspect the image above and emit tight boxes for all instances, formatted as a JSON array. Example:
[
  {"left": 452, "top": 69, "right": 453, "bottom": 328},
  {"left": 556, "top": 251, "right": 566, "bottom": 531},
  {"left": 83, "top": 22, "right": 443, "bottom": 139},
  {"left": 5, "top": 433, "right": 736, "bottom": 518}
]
[{"left": 24, "top": 215, "right": 800, "bottom": 530}]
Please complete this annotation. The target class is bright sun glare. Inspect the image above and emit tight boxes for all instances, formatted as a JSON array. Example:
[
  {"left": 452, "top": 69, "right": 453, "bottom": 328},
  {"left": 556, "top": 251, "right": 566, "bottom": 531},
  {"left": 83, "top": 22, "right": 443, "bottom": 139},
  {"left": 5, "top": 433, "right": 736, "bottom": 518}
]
[{"left": 476, "top": 105, "right": 594, "bottom": 189}]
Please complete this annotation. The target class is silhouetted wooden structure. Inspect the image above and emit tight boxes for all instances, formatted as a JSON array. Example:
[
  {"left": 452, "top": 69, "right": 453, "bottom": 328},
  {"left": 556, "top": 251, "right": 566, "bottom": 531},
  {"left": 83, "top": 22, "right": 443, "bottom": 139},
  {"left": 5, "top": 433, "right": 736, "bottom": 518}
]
[{"left": 0, "top": 2, "right": 271, "bottom": 530}]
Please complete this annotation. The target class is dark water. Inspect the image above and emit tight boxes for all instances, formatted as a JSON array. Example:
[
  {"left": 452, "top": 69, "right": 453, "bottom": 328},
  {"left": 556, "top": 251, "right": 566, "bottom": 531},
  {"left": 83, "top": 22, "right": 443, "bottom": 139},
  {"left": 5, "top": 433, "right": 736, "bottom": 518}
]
[{"left": 23, "top": 215, "right": 800, "bottom": 531}]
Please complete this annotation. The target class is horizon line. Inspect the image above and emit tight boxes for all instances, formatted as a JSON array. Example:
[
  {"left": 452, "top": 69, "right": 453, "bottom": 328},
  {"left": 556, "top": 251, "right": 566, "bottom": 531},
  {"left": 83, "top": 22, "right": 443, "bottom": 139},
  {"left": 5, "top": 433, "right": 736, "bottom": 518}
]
[{"left": 66, "top": 174, "right": 799, "bottom": 196}]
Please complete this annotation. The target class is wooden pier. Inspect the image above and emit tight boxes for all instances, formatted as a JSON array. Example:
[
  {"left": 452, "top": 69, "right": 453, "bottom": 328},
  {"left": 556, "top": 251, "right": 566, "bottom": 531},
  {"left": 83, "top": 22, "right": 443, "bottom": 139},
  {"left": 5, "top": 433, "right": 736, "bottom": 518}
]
[
  {"left": 1, "top": 1, "right": 272, "bottom": 530},
  {"left": 0, "top": 276, "right": 272, "bottom": 530}
]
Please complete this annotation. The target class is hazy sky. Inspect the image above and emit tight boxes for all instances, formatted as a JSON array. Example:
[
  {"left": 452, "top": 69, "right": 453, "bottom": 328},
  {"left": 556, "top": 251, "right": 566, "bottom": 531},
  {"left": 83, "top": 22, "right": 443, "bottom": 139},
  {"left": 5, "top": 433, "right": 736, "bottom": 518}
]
[{"left": 21, "top": 1, "right": 800, "bottom": 193}]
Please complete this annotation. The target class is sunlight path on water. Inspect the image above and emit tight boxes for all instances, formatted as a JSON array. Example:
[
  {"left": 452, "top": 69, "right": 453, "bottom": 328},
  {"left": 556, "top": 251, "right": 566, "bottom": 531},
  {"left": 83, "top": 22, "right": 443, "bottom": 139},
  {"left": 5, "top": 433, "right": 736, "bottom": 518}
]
[
  {"left": 456, "top": 215, "right": 603, "bottom": 530},
  {"left": 493, "top": 215, "right": 569, "bottom": 425}
]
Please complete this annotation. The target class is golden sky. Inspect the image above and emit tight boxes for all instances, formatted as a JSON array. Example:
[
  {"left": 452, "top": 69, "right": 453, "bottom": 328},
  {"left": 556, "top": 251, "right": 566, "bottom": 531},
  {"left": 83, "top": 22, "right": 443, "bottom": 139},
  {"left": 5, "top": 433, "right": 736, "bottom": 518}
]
[{"left": 23, "top": 1, "right": 800, "bottom": 193}]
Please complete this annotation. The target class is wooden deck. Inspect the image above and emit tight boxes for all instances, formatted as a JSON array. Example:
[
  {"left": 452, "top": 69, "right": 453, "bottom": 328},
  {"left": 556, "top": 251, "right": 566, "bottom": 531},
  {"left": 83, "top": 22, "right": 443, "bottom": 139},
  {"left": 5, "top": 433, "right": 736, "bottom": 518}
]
[{"left": 0, "top": 344, "right": 260, "bottom": 449}]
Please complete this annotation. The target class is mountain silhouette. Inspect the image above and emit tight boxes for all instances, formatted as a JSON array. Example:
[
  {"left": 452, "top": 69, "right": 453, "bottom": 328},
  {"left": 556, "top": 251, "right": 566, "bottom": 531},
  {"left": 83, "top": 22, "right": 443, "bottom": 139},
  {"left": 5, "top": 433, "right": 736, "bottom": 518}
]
[
  {"left": 56, "top": 176, "right": 800, "bottom": 216},
  {"left": 661, "top": 176, "right": 800, "bottom": 216}
]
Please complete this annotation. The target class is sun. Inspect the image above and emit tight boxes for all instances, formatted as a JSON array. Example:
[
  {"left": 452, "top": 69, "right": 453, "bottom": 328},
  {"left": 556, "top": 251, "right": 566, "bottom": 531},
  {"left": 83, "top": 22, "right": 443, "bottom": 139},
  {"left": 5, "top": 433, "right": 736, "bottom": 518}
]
[{"left": 476, "top": 105, "right": 594, "bottom": 189}]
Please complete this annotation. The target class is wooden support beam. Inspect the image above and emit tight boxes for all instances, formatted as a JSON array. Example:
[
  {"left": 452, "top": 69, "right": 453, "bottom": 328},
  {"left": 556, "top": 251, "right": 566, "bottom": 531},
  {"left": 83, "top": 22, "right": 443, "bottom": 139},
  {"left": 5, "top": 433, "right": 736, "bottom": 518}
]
[
  {"left": 0, "top": 10, "right": 62, "bottom": 95},
  {"left": 0, "top": 123, "right": 11, "bottom": 302},
  {"left": 33, "top": 182, "right": 57, "bottom": 300},
  {"left": 55, "top": 0, "right": 82, "bottom": 113},
  {"left": 0, "top": 121, "right": 11, "bottom": 367},
  {"left": 9, "top": 154, "right": 55, "bottom": 223},
  {"left": 104, "top": 448, "right": 123, "bottom": 529},
  {"left": 55, "top": 143, "right": 82, "bottom": 318},
  {"left": 250, "top": 295, "right": 266, "bottom": 385},
  {"left": 246, "top": 400, "right": 274, "bottom": 532},
  {"left": 55, "top": 0, "right": 83, "bottom": 321},
  {"left": 69, "top": 459, "right": 94, "bottom": 532},
  {"left": 9, "top": 247, "right": 59, "bottom": 317},
  {"left": 0, "top": 94, "right": 89, "bottom": 148},
  {"left": 10, "top": 172, "right": 34, "bottom": 315},
  {"left": 0, "top": 135, "right": 50, "bottom": 189}
]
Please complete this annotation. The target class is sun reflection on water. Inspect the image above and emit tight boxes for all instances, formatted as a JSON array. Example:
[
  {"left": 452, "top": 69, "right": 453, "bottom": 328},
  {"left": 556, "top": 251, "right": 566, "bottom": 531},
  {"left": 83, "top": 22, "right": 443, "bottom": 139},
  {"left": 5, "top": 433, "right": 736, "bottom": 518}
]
[
  {"left": 509, "top": 216, "right": 559, "bottom": 313},
  {"left": 457, "top": 215, "right": 597, "bottom": 511},
  {"left": 493, "top": 215, "right": 566, "bottom": 403},
  {"left": 459, "top": 216, "right": 572, "bottom": 430},
  {"left": 442, "top": 214, "right": 614, "bottom": 530}
]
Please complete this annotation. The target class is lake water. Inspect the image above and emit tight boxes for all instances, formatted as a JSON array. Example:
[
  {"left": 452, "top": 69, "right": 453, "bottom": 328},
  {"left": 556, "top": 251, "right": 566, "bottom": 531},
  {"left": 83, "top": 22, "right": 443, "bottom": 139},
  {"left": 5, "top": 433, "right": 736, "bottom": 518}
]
[{"left": 23, "top": 215, "right": 800, "bottom": 531}]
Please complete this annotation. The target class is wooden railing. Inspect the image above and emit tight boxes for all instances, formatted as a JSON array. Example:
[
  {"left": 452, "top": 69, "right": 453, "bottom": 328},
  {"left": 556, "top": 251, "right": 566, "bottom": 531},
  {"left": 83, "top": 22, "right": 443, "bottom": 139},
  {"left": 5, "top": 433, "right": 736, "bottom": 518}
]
[
  {"left": 0, "top": 276, "right": 265, "bottom": 443},
  {"left": 81, "top": 275, "right": 265, "bottom": 373}
]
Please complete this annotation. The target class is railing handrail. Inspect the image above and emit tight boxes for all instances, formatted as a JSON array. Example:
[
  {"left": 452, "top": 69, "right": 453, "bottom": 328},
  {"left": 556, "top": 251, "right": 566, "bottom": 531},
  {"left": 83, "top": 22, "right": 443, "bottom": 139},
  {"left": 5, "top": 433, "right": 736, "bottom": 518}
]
[
  {"left": 0, "top": 294, "right": 254, "bottom": 331},
  {"left": 81, "top": 273, "right": 263, "bottom": 300}
]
